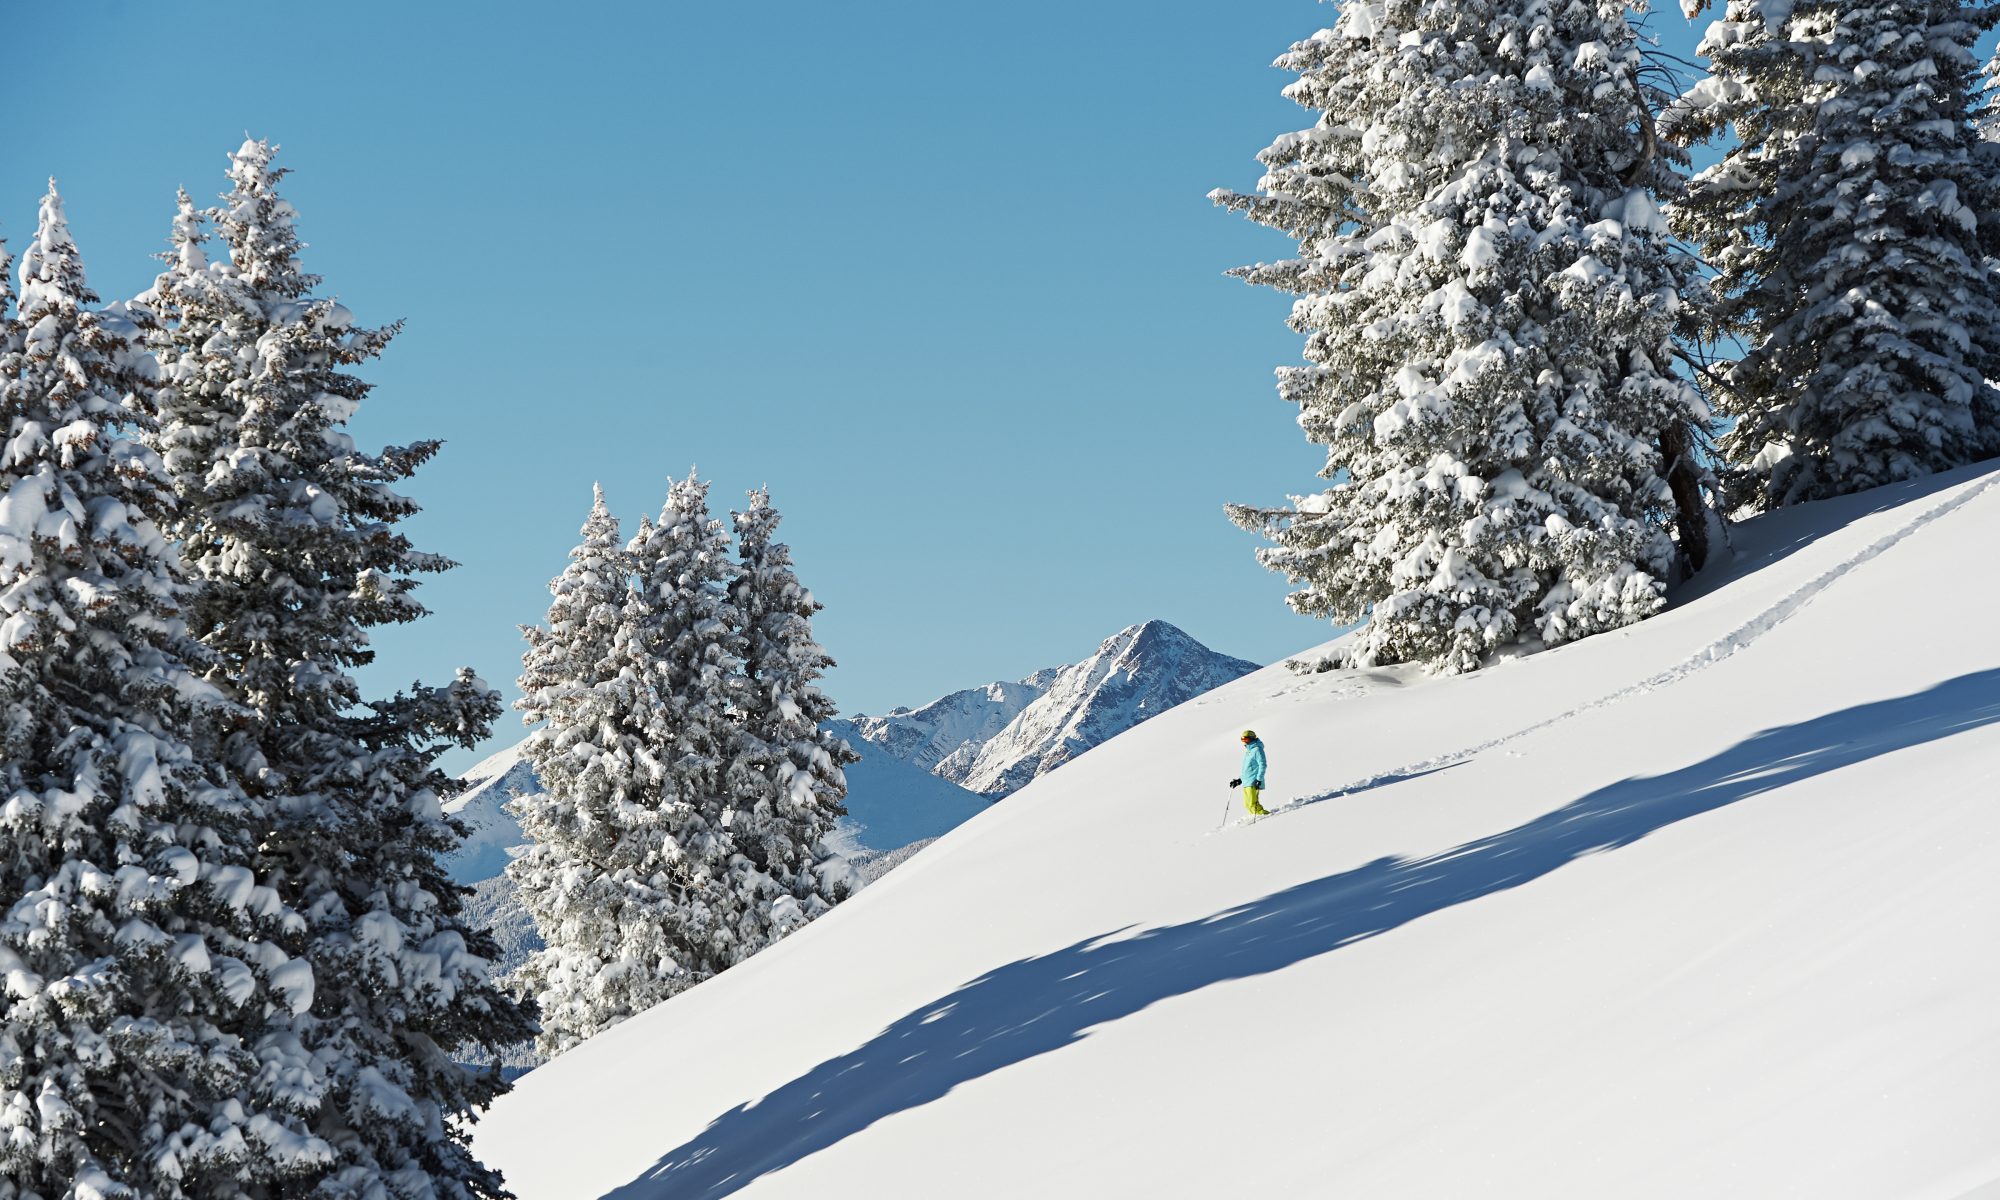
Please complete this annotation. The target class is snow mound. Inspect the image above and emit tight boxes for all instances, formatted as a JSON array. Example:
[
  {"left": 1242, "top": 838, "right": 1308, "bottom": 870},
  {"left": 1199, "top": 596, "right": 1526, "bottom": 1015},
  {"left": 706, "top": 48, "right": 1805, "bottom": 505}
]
[{"left": 475, "top": 465, "right": 2000, "bottom": 1199}]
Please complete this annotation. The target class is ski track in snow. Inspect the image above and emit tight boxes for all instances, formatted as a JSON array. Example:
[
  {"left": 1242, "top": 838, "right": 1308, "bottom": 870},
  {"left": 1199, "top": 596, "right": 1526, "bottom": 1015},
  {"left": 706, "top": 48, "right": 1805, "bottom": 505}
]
[{"left": 1230, "top": 471, "right": 2000, "bottom": 832}]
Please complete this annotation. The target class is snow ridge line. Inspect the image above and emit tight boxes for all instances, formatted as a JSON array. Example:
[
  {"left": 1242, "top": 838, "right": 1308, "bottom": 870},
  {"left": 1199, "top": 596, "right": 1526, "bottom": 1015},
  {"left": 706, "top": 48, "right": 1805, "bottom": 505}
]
[{"left": 1249, "top": 472, "right": 2000, "bottom": 829}]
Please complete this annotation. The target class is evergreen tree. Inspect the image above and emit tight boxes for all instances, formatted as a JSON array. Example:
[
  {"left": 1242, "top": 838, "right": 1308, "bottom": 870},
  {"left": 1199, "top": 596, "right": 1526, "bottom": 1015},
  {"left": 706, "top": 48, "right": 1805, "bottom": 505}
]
[
  {"left": 513, "top": 481, "right": 863, "bottom": 1054},
  {"left": 623, "top": 472, "right": 743, "bottom": 970},
  {"left": 508, "top": 487, "right": 679, "bottom": 1056},
  {"left": 721, "top": 488, "right": 856, "bottom": 957},
  {"left": 1213, "top": 0, "right": 1711, "bottom": 672},
  {"left": 511, "top": 475, "right": 751, "bottom": 1055},
  {"left": 0, "top": 184, "right": 328, "bottom": 1197},
  {"left": 140, "top": 189, "right": 242, "bottom": 556},
  {"left": 150, "top": 141, "right": 531, "bottom": 1198},
  {"left": 513, "top": 485, "right": 630, "bottom": 771},
  {"left": 1673, "top": 0, "right": 2000, "bottom": 507}
]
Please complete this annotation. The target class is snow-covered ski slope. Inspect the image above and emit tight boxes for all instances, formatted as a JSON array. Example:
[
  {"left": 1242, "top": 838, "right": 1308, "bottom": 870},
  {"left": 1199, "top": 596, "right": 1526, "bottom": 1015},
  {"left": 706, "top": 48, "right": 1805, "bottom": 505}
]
[{"left": 477, "top": 466, "right": 2000, "bottom": 1199}]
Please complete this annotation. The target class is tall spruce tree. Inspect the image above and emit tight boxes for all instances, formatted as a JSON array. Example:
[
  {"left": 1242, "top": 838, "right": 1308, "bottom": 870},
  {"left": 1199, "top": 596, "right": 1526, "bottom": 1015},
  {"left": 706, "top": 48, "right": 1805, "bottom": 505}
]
[
  {"left": 510, "top": 474, "right": 748, "bottom": 1055},
  {"left": 1673, "top": 0, "right": 2000, "bottom": 506},
  {"left": 611, "top": 474, "right": 742, "bottom": 991},
  {"left": 1213, "top": 0, "right": 1712, "bottom": 673},
  {"left": 721, "top": 488, "right": 856, "bottom": 957},
  {"left": 147, "top": 141, "right": 531, "bottom": 1198},
  {"left": 509, "top": 487, "right": 686, "bottom": 1056},
  {"left": 513, "top": 481, "right": 858, "bottom": 1054},
  {"left": 0, "top": 185, "right": 331, "bottom": 1197},
  {"left": 140, "top": 189, "right": 242, "bottom": 557}
]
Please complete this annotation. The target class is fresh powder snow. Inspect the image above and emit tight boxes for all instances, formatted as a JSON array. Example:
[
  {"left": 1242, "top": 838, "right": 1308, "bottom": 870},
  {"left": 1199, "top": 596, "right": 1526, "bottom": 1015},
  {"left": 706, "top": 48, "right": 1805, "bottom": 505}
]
[{"left": 473, "top": 463, "right": 2000, "bottom": 1199}]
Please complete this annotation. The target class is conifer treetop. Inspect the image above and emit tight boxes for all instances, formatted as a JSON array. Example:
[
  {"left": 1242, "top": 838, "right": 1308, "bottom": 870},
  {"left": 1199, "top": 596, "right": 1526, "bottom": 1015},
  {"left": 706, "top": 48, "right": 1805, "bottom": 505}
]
[
  {"left": 220, "top": 137, "right": 318, "bottom": 298},
  {"left": 1670, "top": 0, "right": 2000, "bottom": 506},
  {"left": 0, "top": 180, "right": 330, "bottom": 1199},
  {"left": 137, "top": 140, "right": 531, "bottom": 1197},
  {"left": 1212, "top": 0, "right": 1708, "bottom": 671}
]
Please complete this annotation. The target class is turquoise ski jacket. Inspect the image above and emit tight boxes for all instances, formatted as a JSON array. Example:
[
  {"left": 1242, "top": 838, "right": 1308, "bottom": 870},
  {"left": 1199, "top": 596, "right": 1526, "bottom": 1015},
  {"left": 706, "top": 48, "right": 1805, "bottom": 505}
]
[{"left": 1241, "top": 739, "right": 1267, "bottom": 787}]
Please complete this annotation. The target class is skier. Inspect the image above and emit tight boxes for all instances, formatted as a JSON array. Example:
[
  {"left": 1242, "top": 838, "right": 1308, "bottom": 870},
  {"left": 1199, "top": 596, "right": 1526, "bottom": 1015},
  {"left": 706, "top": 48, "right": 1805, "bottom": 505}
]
[{"left": 1229, "top": 730, "right": 1269, "bottom": 817}]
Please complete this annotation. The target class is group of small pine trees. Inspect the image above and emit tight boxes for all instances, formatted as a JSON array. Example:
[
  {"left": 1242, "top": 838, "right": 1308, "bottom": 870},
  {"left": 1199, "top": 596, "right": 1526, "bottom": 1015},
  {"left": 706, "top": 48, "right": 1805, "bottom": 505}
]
[
  {"left": 508, "top": 476, "right": 855, "bottom": 1056},
  {"left": 1217, "top": 0, "right": 2000, "bottom": 674},
  {"left": 0, "top": 144, "right": 530, "bottom": 1196}
]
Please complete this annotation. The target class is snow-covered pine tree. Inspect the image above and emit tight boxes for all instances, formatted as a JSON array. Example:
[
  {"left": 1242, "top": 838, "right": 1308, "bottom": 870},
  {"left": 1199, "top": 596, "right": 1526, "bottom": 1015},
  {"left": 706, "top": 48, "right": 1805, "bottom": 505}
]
[
  {"left": 150, "top": 140, "right": 532, "bottom": 1197},
  {"left": 508, "top": 487, "right": 674, "bottom": 1055},
  {"left": 1672, "top": 0, "right": 2000, "bottom": 507},
  {"left": 139, "top": 189, "right": 243, "bottom": 557},
  {"left": 511, "top": 475, "right": 754, "bottom": 1055},
  {"left": 0, "top": 184, "right": 333, "bottom": 1197},
  {"left": 720, "top": 488, "right": 856, "bottom": 957},
  {"left": 624, "top": 472, "right": 747, "bottom": 973},
  {"left": 513, "top": 485, "right": 631, "bottom": 775},
  {"left": 1212, "top": 0, "right": 1712, "bottom": 672}
]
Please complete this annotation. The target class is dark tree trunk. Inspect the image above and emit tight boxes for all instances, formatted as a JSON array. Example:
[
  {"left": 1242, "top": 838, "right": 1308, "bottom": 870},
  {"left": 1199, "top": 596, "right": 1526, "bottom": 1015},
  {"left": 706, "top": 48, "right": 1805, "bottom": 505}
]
[{"left": 1662, "top": 421, "right": 1709, "bottom": 575}]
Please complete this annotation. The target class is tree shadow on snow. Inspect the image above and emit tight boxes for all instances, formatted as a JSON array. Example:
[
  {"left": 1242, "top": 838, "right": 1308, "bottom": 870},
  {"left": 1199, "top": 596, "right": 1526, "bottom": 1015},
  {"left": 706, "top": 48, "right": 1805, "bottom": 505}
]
[{"left": 602, "top": 670, "right": 2000, "bottom": 1199}]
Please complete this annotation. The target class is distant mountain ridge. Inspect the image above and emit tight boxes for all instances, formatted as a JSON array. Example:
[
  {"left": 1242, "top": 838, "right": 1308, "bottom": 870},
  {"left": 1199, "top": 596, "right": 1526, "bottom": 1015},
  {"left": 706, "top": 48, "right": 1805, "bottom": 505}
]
[
  {"left": 845, "top": 672, "right": 1060, "bottom": 777},
  {"left": 849, "top": 620, "right": 1259, "bottom": 798}
]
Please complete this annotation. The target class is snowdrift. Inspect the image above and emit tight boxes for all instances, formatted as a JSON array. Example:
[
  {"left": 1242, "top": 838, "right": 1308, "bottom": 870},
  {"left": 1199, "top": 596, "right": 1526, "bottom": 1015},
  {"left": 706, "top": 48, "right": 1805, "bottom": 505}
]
[{"left": 475, "top": 466, "right": 2000, "bottom": 1199}]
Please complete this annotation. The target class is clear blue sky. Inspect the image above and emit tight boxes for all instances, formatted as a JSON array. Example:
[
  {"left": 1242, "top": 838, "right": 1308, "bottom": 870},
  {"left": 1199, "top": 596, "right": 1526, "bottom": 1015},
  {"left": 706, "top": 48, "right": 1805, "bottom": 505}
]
[{"left": 12, "top": 2, "right": 1720, "bottom": 767}]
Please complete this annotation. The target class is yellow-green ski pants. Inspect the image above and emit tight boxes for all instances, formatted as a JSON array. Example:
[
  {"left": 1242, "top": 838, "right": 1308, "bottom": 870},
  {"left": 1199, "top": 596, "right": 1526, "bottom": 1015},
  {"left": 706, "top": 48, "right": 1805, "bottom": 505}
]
[{"left": 1243, "top": 785, "right": 1268, "bottom": 816}]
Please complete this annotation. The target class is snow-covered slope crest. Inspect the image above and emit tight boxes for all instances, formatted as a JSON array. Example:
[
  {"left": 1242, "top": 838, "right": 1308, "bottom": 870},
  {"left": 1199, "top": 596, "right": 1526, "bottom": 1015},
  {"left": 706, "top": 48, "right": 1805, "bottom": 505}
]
[
  {"left": 849, "top": 619, "right": 1258, "bottom": 797},
  {"left": 475, "top": 464, "right": 2000, "bottom": 1200},
  {"left": 958, "top": 619, "right": 1259, "bottom": 796}
]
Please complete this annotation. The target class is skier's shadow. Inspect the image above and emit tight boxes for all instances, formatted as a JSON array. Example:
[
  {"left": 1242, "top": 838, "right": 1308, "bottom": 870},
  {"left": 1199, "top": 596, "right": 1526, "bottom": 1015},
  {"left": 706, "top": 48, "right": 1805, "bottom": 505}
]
[{"left": 602, "top": 670, "right": 2000, "bottom": 1199}]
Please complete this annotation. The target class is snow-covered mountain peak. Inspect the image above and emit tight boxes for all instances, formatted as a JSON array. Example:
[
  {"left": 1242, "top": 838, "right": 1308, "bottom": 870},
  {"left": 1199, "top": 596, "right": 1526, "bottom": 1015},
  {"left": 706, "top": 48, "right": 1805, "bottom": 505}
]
[
  {"left": 955, "top": 619, "right": 1259, "bottom": 796},
  {"left": 846, "top": 675, "right": 1057, "bottom": 776},
  {"left": 1094, "top": 618, "right": 1229, "bottom": 676},
  {"left": 846, "top": 620, "right": 1258, "bottom": 798}
]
